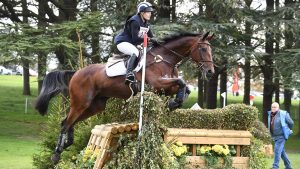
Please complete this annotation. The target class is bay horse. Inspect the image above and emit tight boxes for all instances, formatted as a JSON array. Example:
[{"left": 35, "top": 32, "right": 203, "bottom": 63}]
[{"left": 35, "top": 32, "right": 215, "bottom": 164}]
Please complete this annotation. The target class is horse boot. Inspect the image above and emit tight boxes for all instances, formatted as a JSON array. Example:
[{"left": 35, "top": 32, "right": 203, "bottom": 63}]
[
  {"left": 125, "top": 54, "right": 138, "bottom": 85},
  {"left": 168, "top": 87, "right": 188, "bottom": 110}
]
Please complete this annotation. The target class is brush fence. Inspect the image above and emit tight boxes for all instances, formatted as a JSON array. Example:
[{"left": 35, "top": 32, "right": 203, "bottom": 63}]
[{"left": 87, "top": 124, "right": 252, "bottom": 169}]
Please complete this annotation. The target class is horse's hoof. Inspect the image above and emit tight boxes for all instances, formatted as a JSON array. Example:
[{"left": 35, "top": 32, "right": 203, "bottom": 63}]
[
  {"left": 168, "top": 99, "right": 180, "bottom": 111},
  {"left": 51, "top": 153, "right": 61, "bottom": 165}
]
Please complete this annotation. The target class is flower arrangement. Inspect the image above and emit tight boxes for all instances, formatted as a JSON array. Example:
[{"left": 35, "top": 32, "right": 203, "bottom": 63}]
[
  {"left": 197, "top": 144, "right": 234, "bottom": 168},
  {"left": 170, "top": 141, "right": 188, "bottom": 157},
  {"left": 75, "top": 146, "right": 102, "bottom": 169}
]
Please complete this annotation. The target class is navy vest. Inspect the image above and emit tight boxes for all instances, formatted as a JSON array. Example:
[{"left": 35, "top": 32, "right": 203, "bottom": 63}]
[{"left": 114, "top": 15, "right": 152, "bottom": 45}]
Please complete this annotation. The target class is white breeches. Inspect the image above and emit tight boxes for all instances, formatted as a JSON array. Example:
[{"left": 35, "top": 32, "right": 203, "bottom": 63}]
[{"left": 117, "top": 42, "right": 139, "bottom": 57}]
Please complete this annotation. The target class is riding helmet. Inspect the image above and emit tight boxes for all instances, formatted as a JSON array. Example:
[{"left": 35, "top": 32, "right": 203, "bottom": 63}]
[{"left": 137, "top": 1, "right": 154, "bottom": 13}]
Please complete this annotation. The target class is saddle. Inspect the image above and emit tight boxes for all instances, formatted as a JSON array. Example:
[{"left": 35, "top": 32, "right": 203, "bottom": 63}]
[{"left": 105, "top": 51, "right": 144, "bottom": 77}]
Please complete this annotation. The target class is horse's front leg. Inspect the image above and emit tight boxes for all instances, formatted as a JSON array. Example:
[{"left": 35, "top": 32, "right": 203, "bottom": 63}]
[{"left": 147, "top": 77, "right": 190, "bottom": 109}]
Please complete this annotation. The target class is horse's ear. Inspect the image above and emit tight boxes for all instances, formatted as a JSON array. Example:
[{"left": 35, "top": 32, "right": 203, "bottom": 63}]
[
  {"left": 206, "top": 33, "right": 214, "bottom": 41},
  {"left": 202, "top": 32, "right": 210, "bottom": 40}
]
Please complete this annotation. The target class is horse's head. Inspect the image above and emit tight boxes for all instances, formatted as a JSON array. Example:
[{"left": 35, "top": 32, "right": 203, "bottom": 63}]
[
  {"left": 151, "top": 32, "right": 215, "bottom": 79},
  {"left": 190, "top": 32, "right": 215, "bottom": 79}
]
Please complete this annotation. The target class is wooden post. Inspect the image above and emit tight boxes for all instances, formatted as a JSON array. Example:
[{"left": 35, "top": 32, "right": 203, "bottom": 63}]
[{"left": 192, "top": 144, "right": 197, "bottom": 156}]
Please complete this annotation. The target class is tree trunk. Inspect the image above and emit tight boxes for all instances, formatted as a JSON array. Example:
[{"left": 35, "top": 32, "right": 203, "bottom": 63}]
[
  {"left": 171, "top": 0, "right": 176, "bottom": 22},
  {"left": 274, "top": 0, "right": 280, "bottom": 103},
  {"left": 243, "top": 60, "right": 251, "bottom": 104},
  {"left": 22, "top": 0, "right": 30, "bottom": 95},
  {"left": 284, "top": 89, "right": 292, "bottom": 113},
  {"left": 274, "top": 73, "right": 280, "bottom": 103},
  {"left": 197, "top": 74, "right": 204, "bottom": 108},
  {"left": 37, "top": 0, "right": 48, "bottom": 93},
  {"left": 262, "top": 0, "right": 275, "bottom": 126},
  {"left": 243, "top": 13, "right": 252, "bottom": 104},
  {"left": 203, "top": 80, "right": 207, "bottom": 108},
  {"left": 91, "top": 0, "right": 100, "bottom": 63},
  {"left": 207, "top": 67, "right": 219, "bottom": 109},
  {"left": 220, "top": 67, "right": 227, "bottom": 107},
  {"left": 283, "top": 0, "right": 294, "bottom": 114},
  {"left": 298, "top": 99, "right": 300, "bottom": 137},
  {"left": 157, "top": 0, "right": 170, "bottom": 21},
  {"left": 55, "top": 0, "right": 78, "bottom": 69}
]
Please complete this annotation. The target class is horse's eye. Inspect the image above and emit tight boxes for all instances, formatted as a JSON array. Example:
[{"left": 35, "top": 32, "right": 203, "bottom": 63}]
[{"left": 199, "top": 48, "right": 207, "bottom": 52}]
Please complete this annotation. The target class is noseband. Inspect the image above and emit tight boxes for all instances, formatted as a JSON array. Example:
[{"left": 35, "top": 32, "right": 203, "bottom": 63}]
[{"left": 195, "top": 42, "right": 214, "bottom": 70}]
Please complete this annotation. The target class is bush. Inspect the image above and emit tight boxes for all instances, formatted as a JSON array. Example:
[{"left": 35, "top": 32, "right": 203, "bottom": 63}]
[
  {"left": 164, "top": 104, "right": 258, "bottom": 130},
  {"left": 103, "top": 92, "right": 182, "bottom": 169},
  {"left": 249, "top": 138, "right": 268, "bottom": 169},
  {"left": 249, "top": 120, "right": 272, "bottom": 144}
]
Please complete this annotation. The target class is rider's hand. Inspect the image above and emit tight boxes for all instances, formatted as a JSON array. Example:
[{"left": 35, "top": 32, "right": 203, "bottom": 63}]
[{"left": 149, "top": 38, "right": 159, "bottom": 45}]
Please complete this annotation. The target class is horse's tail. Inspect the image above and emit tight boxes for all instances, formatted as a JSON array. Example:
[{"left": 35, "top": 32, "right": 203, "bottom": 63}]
[{"left": 34, "top": 70, "right": 76, "bottom": 116}]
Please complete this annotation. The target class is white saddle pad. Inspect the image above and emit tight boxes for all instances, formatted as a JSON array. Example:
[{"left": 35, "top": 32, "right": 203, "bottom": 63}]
[{"left": 105, "top": 55, "right": 145, "bottom": 77}]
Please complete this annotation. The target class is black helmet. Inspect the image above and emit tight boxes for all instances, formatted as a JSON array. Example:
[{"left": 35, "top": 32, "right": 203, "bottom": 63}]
[{"left": 137, "top": 2, "right": 154, "bottom": 13}]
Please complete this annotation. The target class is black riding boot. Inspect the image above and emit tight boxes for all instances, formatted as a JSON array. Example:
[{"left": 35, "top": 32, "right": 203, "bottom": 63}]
[{"left": 125, "top": 54, "right": 138, "bottom": 85}]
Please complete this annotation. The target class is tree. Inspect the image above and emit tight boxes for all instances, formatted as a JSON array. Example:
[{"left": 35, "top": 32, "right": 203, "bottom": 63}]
[
  {"left": 261, "top": 0, "right": 275, "bottom": 125},
  {"left": 37, "top": 0, "right": 47, "bottom": 93},
  {"left": 243, "top": 0, "right": 253, "bottom": 105},
  {"left": 282, "top": 0, "right": 295, "bottom": 113},
  {"left": 21, "top": 0, "right": 31, "bottom": 95}
]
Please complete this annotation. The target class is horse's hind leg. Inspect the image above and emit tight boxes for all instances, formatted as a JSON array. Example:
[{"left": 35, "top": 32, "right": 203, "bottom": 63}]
[
  {"left": 63, "top": 96, "right": 108, "bottom": 149},
  {"left": 51, "top": 96, "right": 108, "bottom": 164},
  {"left": 51, "top": 100, "right": 91, "bottom": 164}
]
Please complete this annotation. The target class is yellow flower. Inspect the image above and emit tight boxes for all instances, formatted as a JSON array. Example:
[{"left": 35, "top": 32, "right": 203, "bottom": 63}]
[
  {"left": 93, "top": 148, "right": 101, "bottom": 156},
  {"left": 175, "top": 141, "right": 183, "bottom": 147},
  {"left": 212, "top": 145, "right": 223, "bottom": 155},
  {"left": 222, "top": 148, "right": 230, "bottom": 155},
  {"left": 170, "top": 144, "right": 187, "bottom": 157}
]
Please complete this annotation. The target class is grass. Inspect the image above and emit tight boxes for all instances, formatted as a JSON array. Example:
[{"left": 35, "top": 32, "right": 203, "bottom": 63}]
[
  {"left": 0, "top": 136, "right": 40, "bottom": 169},
  {"left": 266, "top": 153, "right": 300, "bottom": 168},
  {"left": 0, "top": 75, "right": 299, "bottom": 168},
  {"left": 0, "top": 75, "right": 45, "bottom": 169}
]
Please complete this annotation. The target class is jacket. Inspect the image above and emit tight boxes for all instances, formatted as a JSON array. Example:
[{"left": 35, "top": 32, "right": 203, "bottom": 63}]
[
  {"left": 114, "top": 15, "right": 153, "bottom": 46},
  {"left": 268, "top": 110, "right": 294, "bottom": 140}
]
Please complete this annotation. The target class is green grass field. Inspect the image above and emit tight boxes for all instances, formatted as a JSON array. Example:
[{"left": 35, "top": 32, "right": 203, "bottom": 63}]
[
  {"left": 0, "top": 75, "right": 299, "bottom": 168},
  {"left": 0, "top": 75, "right": 45, "bottom": 169}
]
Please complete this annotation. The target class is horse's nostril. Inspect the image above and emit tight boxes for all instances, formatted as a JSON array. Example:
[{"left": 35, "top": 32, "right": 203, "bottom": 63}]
[{"left": 206, "top": 70, "right": 214, "bottom": 79}]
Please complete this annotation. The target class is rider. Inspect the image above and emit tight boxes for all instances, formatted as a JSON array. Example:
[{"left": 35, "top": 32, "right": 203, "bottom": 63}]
[{"left": 114, "top": 1, "right": 154, "bottom": 85}]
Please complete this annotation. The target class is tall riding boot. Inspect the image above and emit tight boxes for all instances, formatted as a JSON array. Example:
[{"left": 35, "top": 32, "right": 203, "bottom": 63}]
[{"left": 125, "top": 54, "right": 138, "bottom": 85}]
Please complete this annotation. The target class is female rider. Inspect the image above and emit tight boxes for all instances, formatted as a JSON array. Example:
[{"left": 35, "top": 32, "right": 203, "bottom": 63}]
[{"left": 114, "top": 2, "right": 154, "bottom": 85}]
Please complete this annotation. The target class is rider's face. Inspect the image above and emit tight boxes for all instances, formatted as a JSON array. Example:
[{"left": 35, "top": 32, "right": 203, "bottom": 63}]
[{"left": 141, "top": 12, "right": 152, "bottom": 21}]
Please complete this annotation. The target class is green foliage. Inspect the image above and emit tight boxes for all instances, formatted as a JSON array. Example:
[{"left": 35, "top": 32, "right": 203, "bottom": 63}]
[
  {"left": 241, "top": 138, "right": 268, "bottom": 169},
  {"left": 103, "top": 92, "right": 182, "bottom": 169},
  {"left": 165, "top": 104, "right": 258, "bottom": 130},
  {"left": 249, "top": 120, "right": 272, "bottom": 144},
  {"left": 249, "top": 138, "right": 268, "bottom": 169}
]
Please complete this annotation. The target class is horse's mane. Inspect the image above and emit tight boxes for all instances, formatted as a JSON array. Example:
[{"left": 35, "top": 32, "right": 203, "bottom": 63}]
[{"left": 153, "top": 32, "right": 202, "bottom": 47}]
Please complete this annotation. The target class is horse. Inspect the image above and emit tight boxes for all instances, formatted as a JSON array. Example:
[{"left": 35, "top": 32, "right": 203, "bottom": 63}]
[{"left": 34, "top": 32, "right": 215, "bottom": 164}]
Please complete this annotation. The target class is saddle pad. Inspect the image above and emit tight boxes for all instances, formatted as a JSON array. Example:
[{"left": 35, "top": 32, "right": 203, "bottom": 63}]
[{"left": 105, "top": 55, "right": 145, "bottom": 77}]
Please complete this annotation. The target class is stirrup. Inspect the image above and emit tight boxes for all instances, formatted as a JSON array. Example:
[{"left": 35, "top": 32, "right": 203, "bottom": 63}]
[{"left": 125, "top": 72, "right": 135, "bottom": 85}]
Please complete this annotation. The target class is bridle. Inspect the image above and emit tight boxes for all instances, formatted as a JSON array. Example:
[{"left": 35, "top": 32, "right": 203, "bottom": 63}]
[{"left": 148, "top": 38, "right": 214, "bottom": 69}]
